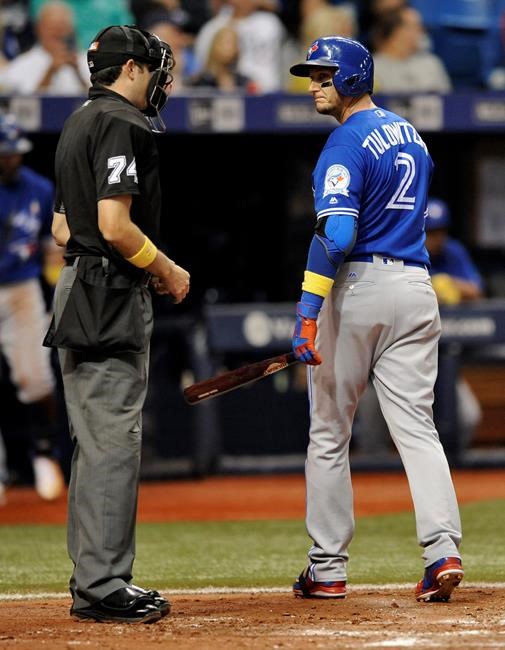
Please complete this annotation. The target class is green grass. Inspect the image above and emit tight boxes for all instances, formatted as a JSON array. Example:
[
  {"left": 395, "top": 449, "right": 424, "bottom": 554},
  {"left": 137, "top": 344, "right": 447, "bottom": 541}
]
[{"left": 0, "top": 499, "right": 503, "bottom": 595}]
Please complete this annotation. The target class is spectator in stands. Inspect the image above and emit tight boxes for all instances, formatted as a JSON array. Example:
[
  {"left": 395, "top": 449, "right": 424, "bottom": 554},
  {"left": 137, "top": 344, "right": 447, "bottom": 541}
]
[
  {"left": 29, "top": 0, "right": 133, "bottom": 52},
  {"left": 134, "top": 0, "right": 279, "bottom": 36},
  {"left": 358, "top": 0, "right": 406, "bottom": 48},
  {"left": 287, "top": 4, "right": 357, "bottom": 93},
  {"left": 299, "top": 0, "right": 356, "bottom": 20},
  {"left": 0, "top": 1, "right": 89, "bottom": 95},
  {"left": 0, "top": 0, "right": 34, "bottom": 64},
  {"left": 0, "top": 112, "right": 65, "bottom": 502},
  {"left": 132, "top": 0, "right": 217, "bottom": 36},
  {"left": 141, "top": 8, "right": 199, "bottom": 93},
  {"left": 194, "top": 0, "right": 288, "bottom": 93},
  {"left": 371, "top": 5, "right": 452, "bottom": 94},
  {"left": 354, "top": 197, "right": 483, "bottom": 455},
  {"left": 189, "top": 24, "right": 257, "bottom": 91}
]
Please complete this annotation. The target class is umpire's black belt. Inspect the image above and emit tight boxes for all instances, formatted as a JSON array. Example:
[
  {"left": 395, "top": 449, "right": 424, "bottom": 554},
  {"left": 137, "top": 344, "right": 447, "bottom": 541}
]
[
  {"left": 345, "top": 254, "right": 427, "bottom": 270},
  {"left": 65, "top": 255, "right": 152, "bottom": 287}
]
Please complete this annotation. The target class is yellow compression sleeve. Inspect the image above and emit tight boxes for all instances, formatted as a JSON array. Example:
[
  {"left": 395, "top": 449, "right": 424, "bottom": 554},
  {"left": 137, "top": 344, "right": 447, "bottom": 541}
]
[{"left": 302, "top": 270, "right": 334, "bottom": 298}]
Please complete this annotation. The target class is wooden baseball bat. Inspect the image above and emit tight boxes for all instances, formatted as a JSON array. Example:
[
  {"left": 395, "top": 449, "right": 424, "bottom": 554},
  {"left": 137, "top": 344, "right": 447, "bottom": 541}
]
[{"left": 183, "top": 351, "right": 298, "bottom": 405}]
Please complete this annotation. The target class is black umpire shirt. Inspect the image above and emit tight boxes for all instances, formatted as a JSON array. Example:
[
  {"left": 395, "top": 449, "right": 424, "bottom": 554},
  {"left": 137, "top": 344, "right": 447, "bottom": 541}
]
[{"left": 54, "top": 86, "right": 161, "bottom": 278}]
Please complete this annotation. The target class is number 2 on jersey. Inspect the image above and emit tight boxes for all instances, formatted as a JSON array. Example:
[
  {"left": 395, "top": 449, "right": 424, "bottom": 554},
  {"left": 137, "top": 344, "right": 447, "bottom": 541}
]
[{"left": 386, "top": 152, "right": 416, "bottom": 211}]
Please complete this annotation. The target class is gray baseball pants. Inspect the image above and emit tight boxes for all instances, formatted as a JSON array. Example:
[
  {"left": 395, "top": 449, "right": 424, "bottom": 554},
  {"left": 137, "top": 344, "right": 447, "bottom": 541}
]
[
  {"left": 54, "top": 264, "right": 150, "bottom": 608},
  {"left": 305, "top": 257, "right": 462, "bottom": 581}
]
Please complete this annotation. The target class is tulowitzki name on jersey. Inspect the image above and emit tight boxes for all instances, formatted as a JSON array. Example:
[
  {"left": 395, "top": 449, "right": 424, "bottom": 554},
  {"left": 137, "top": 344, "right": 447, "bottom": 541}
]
[{"left": 362, "top": 121, "right": 428, "bottom": 160}]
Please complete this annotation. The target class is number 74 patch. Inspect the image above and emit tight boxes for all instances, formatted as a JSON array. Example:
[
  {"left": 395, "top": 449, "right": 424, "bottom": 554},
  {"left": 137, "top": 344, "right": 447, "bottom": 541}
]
[{"left": 107, "top": 155, "right": 138, "bottom": 184}]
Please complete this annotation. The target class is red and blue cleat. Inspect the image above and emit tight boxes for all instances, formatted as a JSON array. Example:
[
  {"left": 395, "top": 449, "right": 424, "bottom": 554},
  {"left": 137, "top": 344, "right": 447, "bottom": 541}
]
[
  {"left": 293, "top": 565, "right": 346, "bottom": 599},
  {"left": 415, "top": 557, "right": 464, "bottom": 602}
]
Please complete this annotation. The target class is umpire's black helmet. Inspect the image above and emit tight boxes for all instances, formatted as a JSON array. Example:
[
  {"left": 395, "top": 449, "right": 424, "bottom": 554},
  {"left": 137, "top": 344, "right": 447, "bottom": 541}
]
[
  {"left": 87, "top": 24, "right": 172, "bottom": 73},
  {"left": 87, "top": 25, "right": 175, "bottom": 133}
]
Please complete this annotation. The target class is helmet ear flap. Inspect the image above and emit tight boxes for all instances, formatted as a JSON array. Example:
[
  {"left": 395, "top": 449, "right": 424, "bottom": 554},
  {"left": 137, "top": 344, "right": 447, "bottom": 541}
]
[{"left": 344, "top": 74, "right": 360, "bottom": 91}]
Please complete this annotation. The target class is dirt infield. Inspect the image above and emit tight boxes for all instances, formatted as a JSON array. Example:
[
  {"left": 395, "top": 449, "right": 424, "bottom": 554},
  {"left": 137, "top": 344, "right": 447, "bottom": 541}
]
[
  {"left": 1, "top": 470, "right": 505, "bottom": 648},
  {"left": 1, "top": 588, "right": 504, "bottom": 649}
]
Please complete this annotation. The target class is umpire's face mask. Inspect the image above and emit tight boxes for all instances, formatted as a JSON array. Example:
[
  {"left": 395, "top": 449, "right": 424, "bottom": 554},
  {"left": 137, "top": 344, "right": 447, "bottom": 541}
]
[{"left": 143, "top": 40, "right": 174, "bottom": 134}]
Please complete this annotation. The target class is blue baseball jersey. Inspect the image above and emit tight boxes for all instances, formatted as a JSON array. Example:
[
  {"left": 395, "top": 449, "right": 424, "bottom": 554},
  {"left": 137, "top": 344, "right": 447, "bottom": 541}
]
[
  {"left": 313, "top": 107, "right": 433, "bottom": 266},
  {"left": 430, "top": 238, "right": 483, "bottom": 289},
  {"left": 0, "top": 166, "right": 54, "bottom": 283}
]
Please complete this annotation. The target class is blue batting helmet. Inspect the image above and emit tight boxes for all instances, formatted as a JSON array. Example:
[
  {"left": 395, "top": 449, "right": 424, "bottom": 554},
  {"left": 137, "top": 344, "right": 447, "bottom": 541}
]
[
  {"left": 0, "top": 113, "right": 32, "bottom": 155},
  {"left": 426, "top": 197, "right": 451, "bottom": 231},
  {"left": 289, "top": 36, "right": 374, "bottom": 96}
]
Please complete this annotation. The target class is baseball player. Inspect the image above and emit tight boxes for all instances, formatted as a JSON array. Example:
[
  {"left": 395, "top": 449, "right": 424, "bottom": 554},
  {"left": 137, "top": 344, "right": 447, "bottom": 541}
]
[
  {"left": 0, "top": 112, "right": 65, "bottom": 502},
  {"left": 46, "top": 25, "right": 189, "bottom": 623},
  {"left": 290, "top": 37, "right": 463, "bottom": 602}
]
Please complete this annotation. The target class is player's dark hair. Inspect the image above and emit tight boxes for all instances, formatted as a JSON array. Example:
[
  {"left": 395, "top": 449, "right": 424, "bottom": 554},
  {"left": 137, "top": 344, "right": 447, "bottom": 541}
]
[{"left": 90, "top": 64, "right": 124, "bottom": 86}]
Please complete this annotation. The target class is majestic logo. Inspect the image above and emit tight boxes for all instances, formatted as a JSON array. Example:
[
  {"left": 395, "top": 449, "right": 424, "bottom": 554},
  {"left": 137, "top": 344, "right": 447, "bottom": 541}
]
[
  {"left": 323, "top": 164, "right": 350, "bottom": 197},
  {"left": 308, "top": 42, "right": 319, "bottom": 56}
]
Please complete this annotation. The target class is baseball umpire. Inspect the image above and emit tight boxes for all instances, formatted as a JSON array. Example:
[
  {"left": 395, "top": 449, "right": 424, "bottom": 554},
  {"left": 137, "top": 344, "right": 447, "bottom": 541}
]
[
  {"left": 45, "top": 25, "right": 190, "bottom": 623},
  {"left": 289, "top": 37, "right": 463, "bottom": 602}
]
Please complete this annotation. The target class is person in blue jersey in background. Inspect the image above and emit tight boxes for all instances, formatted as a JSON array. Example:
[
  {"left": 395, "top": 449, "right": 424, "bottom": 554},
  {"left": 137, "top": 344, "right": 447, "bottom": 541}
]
[
  {"left": 289, "top": 37, "right": 464, "bottom": 603},
  {"left": 426, "top": 197, "right": 484, "bottom": 303},
  {"left": 0, "top": 113, "right": 65, "bottom": 504}
]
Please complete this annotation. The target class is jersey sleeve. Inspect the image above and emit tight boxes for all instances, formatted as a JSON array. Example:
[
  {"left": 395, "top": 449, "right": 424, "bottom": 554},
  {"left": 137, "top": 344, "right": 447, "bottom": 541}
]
[
  {"left": 312, "top": 144, "right": 365, "bottom": 224},
  {"left": 93, "top": 114, "right": 145, "bottom": 200}
]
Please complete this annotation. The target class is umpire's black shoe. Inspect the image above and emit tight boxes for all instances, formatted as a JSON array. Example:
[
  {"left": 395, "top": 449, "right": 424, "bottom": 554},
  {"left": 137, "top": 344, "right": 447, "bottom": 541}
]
[
  {"left": 70, "top": 587, "right": 161, "bottom": 623},
  {"left": 130, "top": 584, "right": 171, "bottom": 617}
]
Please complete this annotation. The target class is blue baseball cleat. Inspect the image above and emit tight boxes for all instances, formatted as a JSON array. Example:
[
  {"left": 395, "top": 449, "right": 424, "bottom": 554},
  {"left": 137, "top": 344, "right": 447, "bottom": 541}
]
[{"left": 415, "top": 557, "right": 464, "bottom": 602}]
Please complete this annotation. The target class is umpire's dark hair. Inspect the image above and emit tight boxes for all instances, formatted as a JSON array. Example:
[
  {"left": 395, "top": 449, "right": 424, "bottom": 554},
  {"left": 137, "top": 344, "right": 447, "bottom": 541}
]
[{"left": 90, "top": 64, "right": 124, "bottom": 86}]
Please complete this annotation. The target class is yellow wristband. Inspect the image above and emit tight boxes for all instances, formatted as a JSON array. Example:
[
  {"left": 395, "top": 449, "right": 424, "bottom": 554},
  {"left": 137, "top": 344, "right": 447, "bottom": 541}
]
[
  {"left": 126, "top": 236, "right": 158, "bottom": 268},
  {"left": 302, "top": 270, "right": 334, "bottom": 297}
]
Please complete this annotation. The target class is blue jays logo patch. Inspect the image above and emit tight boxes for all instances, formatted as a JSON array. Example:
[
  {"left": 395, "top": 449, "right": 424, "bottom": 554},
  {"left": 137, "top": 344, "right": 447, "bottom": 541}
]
[{"left": 323, "top": 164, "right": 350, "bottom": 198}]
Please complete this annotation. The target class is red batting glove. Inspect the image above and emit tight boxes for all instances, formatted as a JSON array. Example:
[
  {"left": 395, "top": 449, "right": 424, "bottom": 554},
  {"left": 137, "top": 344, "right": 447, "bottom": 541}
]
[{"left": 292, "top": 302, "right": 322, "bottom": 365}]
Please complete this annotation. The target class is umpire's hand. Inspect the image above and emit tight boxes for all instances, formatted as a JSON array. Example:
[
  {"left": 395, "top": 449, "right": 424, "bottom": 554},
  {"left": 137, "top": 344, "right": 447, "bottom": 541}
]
[{"left": 152, "top": 258, "right": 190, "bottom": 303}]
